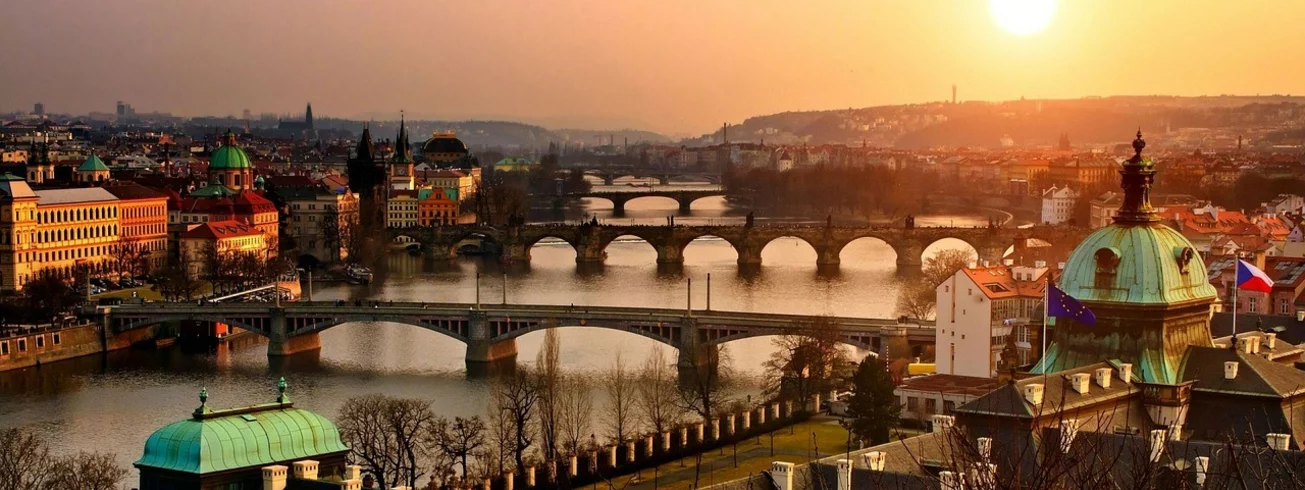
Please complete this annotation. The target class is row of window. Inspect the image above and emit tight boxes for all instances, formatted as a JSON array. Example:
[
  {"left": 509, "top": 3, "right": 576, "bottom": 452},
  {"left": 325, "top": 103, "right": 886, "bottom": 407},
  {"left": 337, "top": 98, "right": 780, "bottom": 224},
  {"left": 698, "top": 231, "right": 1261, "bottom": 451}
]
[
  {"left": 0, "top": 332, "right": 62, "bottom": 356},
  {"left": 37, "top": 206, "right": 117, "bottom": 224},
  {"left": 903, "top": 395, "right": 956, "bottom": 416},
  {"left": 122, "top": 205, "right": 165, "bottom": 220}
]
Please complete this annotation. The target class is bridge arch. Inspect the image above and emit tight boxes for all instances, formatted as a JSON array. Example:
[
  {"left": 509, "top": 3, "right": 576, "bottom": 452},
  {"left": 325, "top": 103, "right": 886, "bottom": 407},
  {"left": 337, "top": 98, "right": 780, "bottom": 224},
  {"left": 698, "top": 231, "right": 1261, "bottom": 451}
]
[
  {"left": 702, "top": 330, "right": 875, "bottom": 351},
  {"left": 757, "top": 235, "right": 821, "bottom": 267},
  {"left": 599, "top": 233, "right": 662, "bottom": 265},
  {"left": 678, "top": 233, "right": 742, "bottom": 265},
  {"left": 113, "top": 315, "right": 272, "bottom": 338},
  {"left": 921, "top": 236, "right": 985, "bottom": 266},
  {"left": 832, "top": 235, "right": 899, "bottom": 265},
  {"left": 489, "top": 320, "right": 681, "bottom": 348},
  {"left": 285, "top": 316, "right": 469, "bottom": 343}
]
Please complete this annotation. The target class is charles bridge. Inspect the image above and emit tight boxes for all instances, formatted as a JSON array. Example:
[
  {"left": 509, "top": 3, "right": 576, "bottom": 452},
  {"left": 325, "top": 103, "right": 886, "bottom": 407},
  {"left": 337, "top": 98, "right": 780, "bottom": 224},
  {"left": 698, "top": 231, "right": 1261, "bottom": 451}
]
[
  {"left": 99, "top": 302, "right": 934, "bottom": 371},
  {"left": 577, "top": 168, "right": 723, "bottom": 185},
  {"left": 386, "top": 223, "right": 1090, "bottom": 271}
]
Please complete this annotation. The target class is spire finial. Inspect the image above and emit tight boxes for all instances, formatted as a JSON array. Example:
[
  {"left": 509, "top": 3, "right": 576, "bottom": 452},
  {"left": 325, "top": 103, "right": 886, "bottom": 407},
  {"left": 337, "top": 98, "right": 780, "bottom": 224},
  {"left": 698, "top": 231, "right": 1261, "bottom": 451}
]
[
  {"left": 199, "top": 387, "right": 208, "bottom": 405},
  {"left": 276, "top": 377, "right": 290, "bottom": 403},
  {"left": 193, "top": 387, "right": 211, "bottom": 418},
  {"left": 1132, "top": 128, "right": 1145, "bottom": 159}
]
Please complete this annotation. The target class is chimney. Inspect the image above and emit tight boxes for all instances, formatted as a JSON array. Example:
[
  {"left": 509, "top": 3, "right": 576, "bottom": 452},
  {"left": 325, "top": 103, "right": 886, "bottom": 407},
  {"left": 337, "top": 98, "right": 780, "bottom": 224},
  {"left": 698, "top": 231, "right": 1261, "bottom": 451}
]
[
  {"left": 1267, "top": 433, "right": 1291, "bottom": 450},
  {"left": 344, "top": 465, "right": 362, "bottom": 482},
  {"left": 771, "top": 462, "right": 795, "bottom": 490},
  {"left": 1118, "top": 363, "right": 1133, "bottom": 384},
  {"left": 1149, "top": 429, "right": 1167, "bottom": 463},
  {"left": 1264, "top": 332, "right": 1277, "bottom": 350},
  {"left": 969, "top": 463, "right": 997, "bottom": 489},
  {"left": 1194, "top": 456, "right": 1210, "bottom": 487},
  {"left": 976, "top": 437, "right": 992, "bottom": 460},
  {"left": 1237, "top": 336, "right": 1257, "bottom": 354},
  {"left": 1024, "top": 383, "right": 1045, "bottom": 405},
  {"left": 341, "top": 479, "right": 362, "bottom": 490},
  {"left": 1167, "top": 424, "right": 1183, "bottom": 441},
  {"left": 291, "top": 460, "right": 318, "bottom": 481},
  {"left": 1069, "top": 373, "right": 1091, "bottom": 394},
  {"left": 262, "top": 465, "right": 288, "bottom": 490},
  {"left": 1059, "top": 419, "right": 1079, "bottom": 453},
  {"left": 1225, "top": 361, "right": 1240, "bottom": 380},
  {"left": 939, "top": 471, "right": 961, "bottom": 490},
  {"left": 931, "top": 414, "right": 956, "bottom": 433},
  {"left": 1034, "top": 260, "right": 1047, "bottom": 269},
  {"left": 1094, "top": 367, "right": 1113, "bottom": 389},
  {"left": 862, "top": 451, "right": 887, "bottom": 472},
  {"left": 836, "top": 459, "right": 852, "bottom": 490},
  {"left": 1057, "top": 262, "right": 1066, "bottom": 270}
]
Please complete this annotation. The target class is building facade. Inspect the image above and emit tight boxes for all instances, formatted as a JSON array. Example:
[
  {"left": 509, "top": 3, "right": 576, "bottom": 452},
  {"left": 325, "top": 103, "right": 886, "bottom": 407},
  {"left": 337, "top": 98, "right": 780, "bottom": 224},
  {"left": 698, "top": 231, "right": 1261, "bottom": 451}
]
[
  {"left": 0, "top": 182, "right": 121, "bottom": 291},
  {"left": 935, "top": 264, "right": 1047, "bottom": 377},
  {"left": 1040, "top": 185, "right": 1078, "bottom": 225}
]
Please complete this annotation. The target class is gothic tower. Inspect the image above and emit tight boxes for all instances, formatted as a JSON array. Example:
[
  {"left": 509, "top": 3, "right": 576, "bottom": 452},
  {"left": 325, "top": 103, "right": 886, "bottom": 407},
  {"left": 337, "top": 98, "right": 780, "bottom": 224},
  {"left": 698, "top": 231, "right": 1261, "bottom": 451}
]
[{"left": 388, "top": 114, "right": 415, "bottom": 190}]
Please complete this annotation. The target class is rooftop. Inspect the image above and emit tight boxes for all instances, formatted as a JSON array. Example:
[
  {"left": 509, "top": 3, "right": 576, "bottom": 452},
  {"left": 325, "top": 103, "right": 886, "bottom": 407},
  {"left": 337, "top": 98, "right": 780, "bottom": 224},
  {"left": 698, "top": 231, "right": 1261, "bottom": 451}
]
[{"left": 35, "top": 187, "right": 119, "bottom": 206}]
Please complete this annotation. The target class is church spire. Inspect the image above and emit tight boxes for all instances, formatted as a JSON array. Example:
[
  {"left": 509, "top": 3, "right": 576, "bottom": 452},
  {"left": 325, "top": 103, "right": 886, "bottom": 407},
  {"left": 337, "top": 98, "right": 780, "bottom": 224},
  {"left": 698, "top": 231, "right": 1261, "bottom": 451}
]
[
  {"left": 1112, "top": 129, "right": 1159, "bottom": 225},
  {"left": 391, "top": 112, "right": 414, "bottom": 163},
  {"left": 354, "top": 124, "right": 375, "bottom": 162}
]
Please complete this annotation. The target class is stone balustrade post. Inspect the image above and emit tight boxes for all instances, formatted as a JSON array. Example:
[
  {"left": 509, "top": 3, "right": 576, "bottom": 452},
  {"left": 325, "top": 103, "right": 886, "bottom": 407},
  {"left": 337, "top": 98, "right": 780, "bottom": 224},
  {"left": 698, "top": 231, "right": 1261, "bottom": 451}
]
[
  {"left": 663, "top": 431, "right": 672, "bottom": 452},
  {"left": 626, "top": 441, "right": 636, "bottom": 462},
  {"left": 695, "top": 422, "right": 705, "bottom": 442},
  {"left": 710, "top": 418, "right": 721, "bottom": 440},
  {"left": 757, "top": 406, "right": 766, "bottom": 425},
  {"left": 726, "top": 414, "right": 736, "bottom": 435},
  {"left": 503, "top": 470, "right": 514, "bottom": 490},
  {"left": 645, "top": 435, "right": 655, "bottom": 457},
  {"left": 743, "top": 410, "right": 752, "bottom": 430},
  {"left": 524, "top": 466, "right": 535, "bottom": 487},
  {"left": 607, "top": 445, "right": 618, "bottom": 467},
  {"left": 771, "top": 402, "right": 781, "bottom": 420}
]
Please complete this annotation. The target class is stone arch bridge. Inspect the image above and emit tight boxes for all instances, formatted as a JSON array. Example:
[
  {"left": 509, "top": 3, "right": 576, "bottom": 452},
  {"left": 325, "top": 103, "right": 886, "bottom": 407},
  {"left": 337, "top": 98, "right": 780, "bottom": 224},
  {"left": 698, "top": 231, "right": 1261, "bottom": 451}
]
[
  {"left": 558, "top": 189, "right": 725, "bottom": 215},
  {"left": 100, "top": 302, "right": 933, "bottom": 371},
  {"left": 578, "top": 169, "right": 723, "bottom": 186},
  {"left": 387, "top": 224, "right": 1089, "bottom": 271}
]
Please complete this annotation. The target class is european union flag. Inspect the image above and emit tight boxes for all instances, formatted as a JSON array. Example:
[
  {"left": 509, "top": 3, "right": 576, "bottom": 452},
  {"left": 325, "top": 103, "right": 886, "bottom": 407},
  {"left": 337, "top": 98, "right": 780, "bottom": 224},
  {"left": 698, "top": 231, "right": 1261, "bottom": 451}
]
[{"left": 1048, "top": 284, "right": 1096, "bottom": 326}]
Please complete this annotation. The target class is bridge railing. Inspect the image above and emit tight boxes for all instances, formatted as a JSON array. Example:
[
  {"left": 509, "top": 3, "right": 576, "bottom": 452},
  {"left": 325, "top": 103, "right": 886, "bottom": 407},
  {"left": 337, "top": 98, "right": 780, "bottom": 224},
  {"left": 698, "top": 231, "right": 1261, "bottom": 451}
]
[{"left": 105, "top": 301, "right": 934, "bottom": 327}]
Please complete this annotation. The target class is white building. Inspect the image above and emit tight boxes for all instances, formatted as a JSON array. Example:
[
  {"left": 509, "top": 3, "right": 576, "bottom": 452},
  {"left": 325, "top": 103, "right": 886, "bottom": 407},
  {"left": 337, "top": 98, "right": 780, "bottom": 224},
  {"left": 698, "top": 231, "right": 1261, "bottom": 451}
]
[
  {"left": 1040, "top": 186, "right": 1079, "bottom": 225},
  {"left": 935, "top": 263, "right": 1048, "bottom": 378}
]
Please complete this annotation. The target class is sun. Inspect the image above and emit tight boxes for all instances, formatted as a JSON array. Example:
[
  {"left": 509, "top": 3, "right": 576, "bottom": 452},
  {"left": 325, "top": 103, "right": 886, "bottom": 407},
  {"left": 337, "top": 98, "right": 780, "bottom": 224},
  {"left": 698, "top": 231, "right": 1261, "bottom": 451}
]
[{"left": 989, "top": 0, "right": 1057, "bottom": 37}]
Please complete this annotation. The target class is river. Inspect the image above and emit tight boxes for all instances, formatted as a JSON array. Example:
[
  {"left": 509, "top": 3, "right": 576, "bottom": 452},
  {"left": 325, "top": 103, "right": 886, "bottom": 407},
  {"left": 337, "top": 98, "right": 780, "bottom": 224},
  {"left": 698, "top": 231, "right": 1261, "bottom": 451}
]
[{"left": 0, "top": 178, "right": 1000, "bottom": 484}]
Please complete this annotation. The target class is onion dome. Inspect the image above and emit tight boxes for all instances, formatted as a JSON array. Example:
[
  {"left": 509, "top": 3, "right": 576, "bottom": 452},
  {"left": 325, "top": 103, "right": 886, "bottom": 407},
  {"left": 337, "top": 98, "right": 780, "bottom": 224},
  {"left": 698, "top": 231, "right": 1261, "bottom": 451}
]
[{"left": 208, "top": 130, "right": 252, "bottom": 170}]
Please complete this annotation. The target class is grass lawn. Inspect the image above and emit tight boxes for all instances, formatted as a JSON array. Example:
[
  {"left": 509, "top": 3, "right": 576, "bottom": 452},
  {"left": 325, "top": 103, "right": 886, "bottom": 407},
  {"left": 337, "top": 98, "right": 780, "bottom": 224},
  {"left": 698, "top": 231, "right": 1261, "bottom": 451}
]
[
  {"left": 607, "top": 417, "right": 899, "bottom": 490},
  {"left": 93, "top": 282, "right": 214, "bottom": 301}
]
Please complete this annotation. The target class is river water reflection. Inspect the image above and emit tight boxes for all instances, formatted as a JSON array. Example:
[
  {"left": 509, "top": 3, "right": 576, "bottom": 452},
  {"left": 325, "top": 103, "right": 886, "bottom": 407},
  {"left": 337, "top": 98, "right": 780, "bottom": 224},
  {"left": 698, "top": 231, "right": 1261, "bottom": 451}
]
[{"left": 0, "top": 179, "right": 996, "bottom": 484}]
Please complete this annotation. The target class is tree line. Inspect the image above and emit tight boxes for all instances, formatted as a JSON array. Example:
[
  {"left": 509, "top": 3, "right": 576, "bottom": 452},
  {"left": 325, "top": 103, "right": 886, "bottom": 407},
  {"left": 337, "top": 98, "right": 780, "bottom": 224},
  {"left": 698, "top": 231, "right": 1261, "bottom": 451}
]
[
  {"left": 338, "top": 323, "right": 901, "bottom": 490},
  {"left": 723, "top": 165, "right": 938, "bottom": 220}
]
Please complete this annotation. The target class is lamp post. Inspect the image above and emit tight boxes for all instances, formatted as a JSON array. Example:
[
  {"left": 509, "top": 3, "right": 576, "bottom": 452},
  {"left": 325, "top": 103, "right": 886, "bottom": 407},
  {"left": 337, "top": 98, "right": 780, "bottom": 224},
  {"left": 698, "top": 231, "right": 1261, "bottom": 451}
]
[
  {"left": 475, "top": 272, "right": 481, "bottom": 310},
  {"left": 686, "top": 277, "right": 692, "bottom": 317},
  {"left": 502, "top": 270, "right": 508, "bottom": 305},
  {"left": 706, "top": 273, "right": 711, "bottom": 311}
]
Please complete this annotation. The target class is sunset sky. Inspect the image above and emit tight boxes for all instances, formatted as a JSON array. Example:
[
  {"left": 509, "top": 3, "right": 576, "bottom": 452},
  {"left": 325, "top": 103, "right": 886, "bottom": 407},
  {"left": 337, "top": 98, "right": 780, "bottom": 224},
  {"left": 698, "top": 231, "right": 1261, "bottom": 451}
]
[{"left": 3, "top": 1, "right": 1303, "bottom": 134}]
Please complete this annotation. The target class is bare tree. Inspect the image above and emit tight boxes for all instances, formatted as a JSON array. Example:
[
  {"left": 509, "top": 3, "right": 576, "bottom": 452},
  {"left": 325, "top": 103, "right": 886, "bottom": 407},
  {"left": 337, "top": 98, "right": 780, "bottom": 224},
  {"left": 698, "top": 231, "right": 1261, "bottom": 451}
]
[
  {"left": 337, "top": 394, "right": 436, "bottom": 490},
  {"left": 637, "top": 345, "right": 684, "bottom": 435},
  {"left": 431, "top": 416, "right": 487, "bottom": 479},
  {"left": 556, "top": 373, "right": 594, "bottom": 455},
  {"left": 896, "top": 248, "right": 975, "bottom": 320},
  {"left": 677, "top": 344, "right": 735, "bottom": 421},
  {"left": 602, "top": 352, "right": 639, "bottom": 443},
  {"left": 46, "top": 452, "right": 129, "bottom": 490},
  {"left": 490, "top": 368, "right": 542, "bottom": 471},
  {"left": 762, "top": 316, "right": 853, "bottom": 405},
  {"left": 536, "top": 329, "right": 562, "bottom": 461},
  {"left": 0, "top": 428, "right": 55, "bottom": 490}
]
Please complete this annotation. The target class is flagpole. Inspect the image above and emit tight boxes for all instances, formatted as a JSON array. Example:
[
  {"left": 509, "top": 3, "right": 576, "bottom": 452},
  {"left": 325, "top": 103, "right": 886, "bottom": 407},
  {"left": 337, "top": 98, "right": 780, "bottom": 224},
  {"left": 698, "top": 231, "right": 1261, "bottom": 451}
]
[
  {"left": 1042, "top": 270, "right": 1050, "bottom": 372},
  {"left": 1231, "top": 274, "right": 1239, "bottom": 337}
]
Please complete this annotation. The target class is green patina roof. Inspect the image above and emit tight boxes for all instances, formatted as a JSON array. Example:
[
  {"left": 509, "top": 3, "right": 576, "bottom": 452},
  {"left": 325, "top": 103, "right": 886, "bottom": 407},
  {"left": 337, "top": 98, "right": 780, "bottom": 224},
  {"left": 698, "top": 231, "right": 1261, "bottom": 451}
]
[
  {"left": 136, "top": 383, "right": 347, "bottom": 475},
  {"left": 209, "top": 144, "right": 252, "bottom": 170},
  {"left": 189, "top": 184, "right": 238, "bottom": 198},
  {"left": 78, "top": 153, "right": 110, "bottom": 172},
  {"left": 1059, "top": 222, "right": 1217, "bottom": 305}
]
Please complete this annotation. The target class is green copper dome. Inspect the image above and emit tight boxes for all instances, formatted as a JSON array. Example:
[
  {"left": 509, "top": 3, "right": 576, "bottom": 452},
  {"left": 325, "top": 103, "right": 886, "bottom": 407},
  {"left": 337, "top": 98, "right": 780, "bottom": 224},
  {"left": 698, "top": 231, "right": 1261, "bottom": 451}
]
[
  {"left": 135, "top": 386, "right": 348, "bottom": 475},
  {"left": 1058, "top": 223, "right": 1216, "bottom": 305},
  {"left": 78, "top": 153, "right": 109, "bottom": 172},
  {"left": 1034, "top": 131, "right": 1218, "bottom": 384},
  {"left": 209, "top": 131, "right": 252, "bottom": 170}
]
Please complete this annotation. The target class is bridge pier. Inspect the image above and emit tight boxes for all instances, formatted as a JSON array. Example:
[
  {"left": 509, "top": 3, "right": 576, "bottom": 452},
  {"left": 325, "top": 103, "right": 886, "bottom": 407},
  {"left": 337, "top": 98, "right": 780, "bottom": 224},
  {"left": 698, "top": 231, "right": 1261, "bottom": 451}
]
[
  {"left": 611, "top": 197, "right": 628, "bottom": 217},
  {"left": 466, "top": 312, "right": 519, "bottom": 372},
  {"left": 603, "top": 175, "right": 615, "bottom": 186},
  {"left": 736, "top": 248, "right": 762, "bottom": 268},
  {"left": 816, "top": 246, "right": 841, "bottom": 271},
  {"left": 676, "top": 198, "right": 692, "bottom": 213},
  {"left": 656, "top": 243, "right": 684, "bottom": 265},
  {"left": 575, "top": 242, "right": 606, "bottom": 264},
  {"left": 267, "top": 309, "right": 322, "bottom": 357},
  {"left": 504, "top": 243, "right": 532, "bottom": 263},
  {"left": 659, "top": 175, "right": 670, "bottom": 185}
]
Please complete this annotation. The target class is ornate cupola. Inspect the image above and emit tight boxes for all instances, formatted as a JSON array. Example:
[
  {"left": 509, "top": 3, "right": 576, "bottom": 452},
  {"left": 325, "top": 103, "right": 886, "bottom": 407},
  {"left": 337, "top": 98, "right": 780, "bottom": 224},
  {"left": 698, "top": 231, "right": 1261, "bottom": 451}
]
[{"left": 1034, "top": 131, "right": 1218, "bottom": 384}]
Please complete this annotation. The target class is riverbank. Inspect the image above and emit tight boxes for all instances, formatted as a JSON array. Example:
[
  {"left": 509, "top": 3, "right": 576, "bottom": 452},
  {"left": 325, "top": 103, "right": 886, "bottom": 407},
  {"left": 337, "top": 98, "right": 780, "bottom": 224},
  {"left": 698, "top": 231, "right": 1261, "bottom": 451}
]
[{"left": 0, "top": 322, "right": 153, "bottom": 372}]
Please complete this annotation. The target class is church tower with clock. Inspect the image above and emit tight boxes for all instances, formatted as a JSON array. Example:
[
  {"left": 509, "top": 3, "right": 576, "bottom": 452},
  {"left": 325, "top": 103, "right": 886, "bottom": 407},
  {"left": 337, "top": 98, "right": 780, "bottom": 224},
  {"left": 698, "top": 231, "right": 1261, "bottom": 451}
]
[{"left": 388, "top": 114, "right": 415, "bottom": 190}]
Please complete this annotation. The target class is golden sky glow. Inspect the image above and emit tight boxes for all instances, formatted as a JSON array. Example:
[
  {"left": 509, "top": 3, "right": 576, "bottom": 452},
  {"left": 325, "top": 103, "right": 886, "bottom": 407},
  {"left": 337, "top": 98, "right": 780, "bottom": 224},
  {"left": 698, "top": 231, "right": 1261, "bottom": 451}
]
[{"left": 2, "top": 1, "right": 1303, "bottom": 133}]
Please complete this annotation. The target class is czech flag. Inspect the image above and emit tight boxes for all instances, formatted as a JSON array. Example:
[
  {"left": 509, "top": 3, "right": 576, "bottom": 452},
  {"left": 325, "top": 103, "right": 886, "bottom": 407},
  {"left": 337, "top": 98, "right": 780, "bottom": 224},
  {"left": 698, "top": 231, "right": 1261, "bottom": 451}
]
[{"left": 1236, "top": 260, "right": 1275, "bottom": 293}]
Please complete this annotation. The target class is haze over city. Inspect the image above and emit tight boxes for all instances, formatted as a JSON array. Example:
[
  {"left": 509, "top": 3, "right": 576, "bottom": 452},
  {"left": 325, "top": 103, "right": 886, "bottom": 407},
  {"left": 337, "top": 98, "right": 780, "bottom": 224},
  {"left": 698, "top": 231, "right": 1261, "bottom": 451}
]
[{"left": 5, "top": 0, "right": 1305, "bottom": 133}]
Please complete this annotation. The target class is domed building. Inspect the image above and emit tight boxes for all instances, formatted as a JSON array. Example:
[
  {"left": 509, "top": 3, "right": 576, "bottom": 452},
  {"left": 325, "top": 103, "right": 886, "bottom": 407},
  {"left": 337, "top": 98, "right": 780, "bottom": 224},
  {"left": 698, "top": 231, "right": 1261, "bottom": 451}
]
[
  {"left": 75, "top": 152, "right": 111, "bottom": 183},
  {"left": 206, "top": 130, "right": 254, "bottom": 192},
  {"left": 1033, "top": 131, "right": 1219, "bottom": 384},
  {"left": 421, "top": 131, "right": 470, "bottom": 165},
  {"left": 135, "top": 379, "right": 359, "bottom": 489}
]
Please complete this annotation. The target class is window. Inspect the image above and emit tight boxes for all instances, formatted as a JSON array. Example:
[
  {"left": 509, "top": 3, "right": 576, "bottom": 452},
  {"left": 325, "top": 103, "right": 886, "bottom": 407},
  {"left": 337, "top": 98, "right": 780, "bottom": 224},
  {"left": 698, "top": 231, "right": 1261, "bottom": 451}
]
[
  {"left": 35, "top": 336, "right": 44, "bottom": 348},
  {"left": 943, "top": 400, "right": 955, "bottom": 413},
  {"left": 1249, "top": 297, "right": 1258, "bottom": 312},
  {"left": 907, "top": 397, "right": 919, "bottom": 412},
  {"left": 0, "top": 341, "right": 7, "bottom": 356},
  {"left": 925, "top": 398, "right": 937, "bottom": 414},
  {"left": 53, "top": 333, "right": 61, "bottom": 346},
  {"left": 1282, "top": 299, "right": 1291, "bottom": 314},
  {"left": 17, "top": 339, "right": 26, "bottom": 352}
]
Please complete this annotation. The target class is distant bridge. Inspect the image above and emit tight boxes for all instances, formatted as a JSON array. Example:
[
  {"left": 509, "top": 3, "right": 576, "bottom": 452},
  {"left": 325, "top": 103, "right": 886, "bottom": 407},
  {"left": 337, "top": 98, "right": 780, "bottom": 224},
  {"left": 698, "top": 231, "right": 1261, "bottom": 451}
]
[
  {"left": 575, "top": 168, "right": 723, "bottom": 185},
  {"left": 100, "top": 302, "right": 934, "bottom": 369},
  {"left": 560, "top": 189, "right": 726, "bottom": 215},
  {"left": 385, "top": 223, "right": 1089, "bottom": 271}
]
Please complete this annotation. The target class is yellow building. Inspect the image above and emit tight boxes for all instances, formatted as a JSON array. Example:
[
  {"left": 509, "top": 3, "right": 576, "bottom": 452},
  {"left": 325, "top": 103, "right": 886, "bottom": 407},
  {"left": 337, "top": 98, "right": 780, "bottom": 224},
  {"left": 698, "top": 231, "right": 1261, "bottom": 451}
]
[
  {"left": 386, "top": 190, "right": 419, "bottom": 228},
  {"left": 280, "top": 185, "right": 360, "bottom": 263},
  {"left": 0, "top": 176, "right": 122, "bottom": 291},
  {"left": 417, "top": 169, "right": 478, "bottom": 202},
  {"left": 179, "top": 220, "right": 267, "bottom": 278},
  {"left": 419, "top": 188, "right": 459, "bottom": 226}
]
